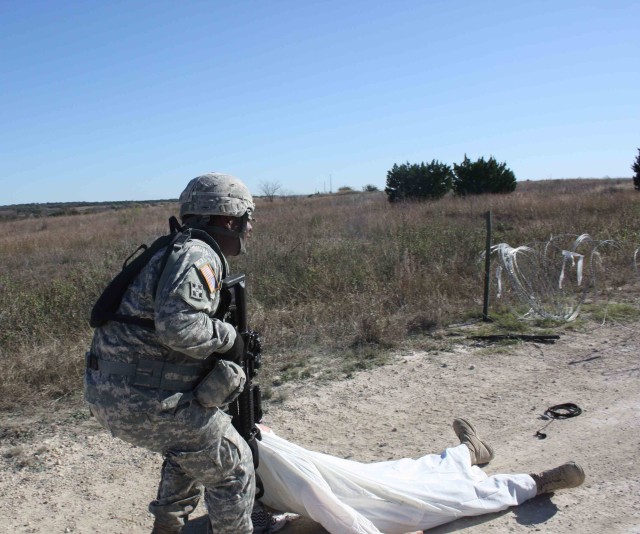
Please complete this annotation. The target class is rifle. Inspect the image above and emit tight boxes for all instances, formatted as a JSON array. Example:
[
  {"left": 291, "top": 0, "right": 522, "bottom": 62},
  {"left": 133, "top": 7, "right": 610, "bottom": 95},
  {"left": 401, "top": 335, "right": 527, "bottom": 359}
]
[{"left": 221, "top": 274, "right": 264, "bottom": 494}]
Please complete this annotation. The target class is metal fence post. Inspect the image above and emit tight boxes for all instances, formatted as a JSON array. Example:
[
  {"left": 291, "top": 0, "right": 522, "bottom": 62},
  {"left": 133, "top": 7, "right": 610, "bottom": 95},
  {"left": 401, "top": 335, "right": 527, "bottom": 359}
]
[{"left": 483, "top": 210, "right": 492, "bottom": 322}]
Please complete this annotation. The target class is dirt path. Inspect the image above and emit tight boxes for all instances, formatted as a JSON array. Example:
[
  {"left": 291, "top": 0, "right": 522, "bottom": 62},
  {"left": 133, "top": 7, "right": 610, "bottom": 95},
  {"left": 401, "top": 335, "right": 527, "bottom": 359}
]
[{"left": 1, "top": 321, "right": 639, "bottom": 533}]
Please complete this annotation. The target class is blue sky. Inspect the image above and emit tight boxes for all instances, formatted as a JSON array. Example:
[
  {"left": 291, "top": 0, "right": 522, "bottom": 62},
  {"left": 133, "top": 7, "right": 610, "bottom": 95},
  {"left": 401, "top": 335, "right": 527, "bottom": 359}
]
[{"left": 1, "top": 0, "right": 638, "bottom": 204}]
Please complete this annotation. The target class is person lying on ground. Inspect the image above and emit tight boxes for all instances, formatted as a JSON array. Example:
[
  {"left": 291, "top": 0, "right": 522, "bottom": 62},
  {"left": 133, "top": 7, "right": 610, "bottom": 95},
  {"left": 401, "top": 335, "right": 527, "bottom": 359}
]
[{"left": 251, "top": 418, "right": 585, "bottom": 534}]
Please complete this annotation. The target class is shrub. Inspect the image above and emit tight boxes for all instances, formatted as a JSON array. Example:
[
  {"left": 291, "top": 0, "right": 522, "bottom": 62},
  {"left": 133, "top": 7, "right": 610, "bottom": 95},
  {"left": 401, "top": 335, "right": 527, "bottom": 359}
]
[
  {"left": 385, "top": 160, "right": 453, "bottom": 202},
  {"left": 337, "top": 186, "right": 355, "bottom": 194},
  {"left": 362, "top": 184, "right": 379, "bottom": 192},
  {"left": 632, "top": 148, "right": 640, "bottom": 191},
  {"left": 453, "top": 155, "right": 517, "bottom": 195}
]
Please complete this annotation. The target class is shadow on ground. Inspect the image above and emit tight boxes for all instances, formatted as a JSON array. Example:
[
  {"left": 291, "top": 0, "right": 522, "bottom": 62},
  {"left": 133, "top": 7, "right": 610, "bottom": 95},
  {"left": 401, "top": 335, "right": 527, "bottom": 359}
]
[
  {"left": 425, "top": 494, "right": 558, "bottom": 533},
  {"left": 182, "top": 494, "right": 558, "bottom": 533}
]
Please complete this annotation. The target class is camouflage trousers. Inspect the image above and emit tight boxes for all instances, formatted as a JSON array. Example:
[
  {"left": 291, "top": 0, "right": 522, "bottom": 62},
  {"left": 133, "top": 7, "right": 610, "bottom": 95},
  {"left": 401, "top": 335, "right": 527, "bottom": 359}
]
[{"left": 85, "top": 373, "right": 255, "bottom": 533}]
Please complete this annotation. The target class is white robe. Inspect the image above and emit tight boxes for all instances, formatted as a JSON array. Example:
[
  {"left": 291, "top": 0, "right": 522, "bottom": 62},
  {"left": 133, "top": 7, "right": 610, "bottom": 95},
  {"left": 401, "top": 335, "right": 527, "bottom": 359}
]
[{"left": 256, "top": 427, "right": 537, "bottom": 534}]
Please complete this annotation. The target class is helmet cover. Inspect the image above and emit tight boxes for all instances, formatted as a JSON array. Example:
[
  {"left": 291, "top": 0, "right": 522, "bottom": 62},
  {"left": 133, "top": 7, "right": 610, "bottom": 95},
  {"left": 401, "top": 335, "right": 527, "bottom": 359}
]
[{"left": 179, "top": 172, "right": 255, "bottom": 220}]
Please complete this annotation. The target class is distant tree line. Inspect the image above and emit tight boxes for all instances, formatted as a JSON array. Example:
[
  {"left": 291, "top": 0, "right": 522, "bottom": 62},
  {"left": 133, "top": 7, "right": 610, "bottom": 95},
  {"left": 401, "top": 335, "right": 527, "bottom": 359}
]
[
  {"left": 0, "top": 199, "right": 176, "bottom": 220},
  {"left": 385, "top": 156, "right": 516, "bottom": 202}
]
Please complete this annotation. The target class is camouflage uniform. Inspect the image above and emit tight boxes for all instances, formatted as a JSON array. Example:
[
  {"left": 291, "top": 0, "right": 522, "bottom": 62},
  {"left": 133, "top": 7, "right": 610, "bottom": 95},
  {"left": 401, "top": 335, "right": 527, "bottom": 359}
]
[{"left": 85, "top": 227, "right": 255, "bottom": 532}]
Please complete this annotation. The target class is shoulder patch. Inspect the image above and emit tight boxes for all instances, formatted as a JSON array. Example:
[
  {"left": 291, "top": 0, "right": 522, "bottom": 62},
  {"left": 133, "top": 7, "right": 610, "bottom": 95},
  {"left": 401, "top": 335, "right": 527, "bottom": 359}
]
[
  {"left": 189, "top": 281, "right": 205, "bottom": 300},
  {"left": 198, "top": 263, "right": 220, "bottom": 293}
]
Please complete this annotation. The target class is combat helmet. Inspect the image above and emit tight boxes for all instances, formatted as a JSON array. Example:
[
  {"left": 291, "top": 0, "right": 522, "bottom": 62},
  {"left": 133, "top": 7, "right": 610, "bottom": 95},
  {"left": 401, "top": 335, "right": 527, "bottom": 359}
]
[
  {"left": 179, "top": 172, "right": 255, "bottom": 255},
  {"left": 179, "top": 172, "right": 255, "bottom": 219}
]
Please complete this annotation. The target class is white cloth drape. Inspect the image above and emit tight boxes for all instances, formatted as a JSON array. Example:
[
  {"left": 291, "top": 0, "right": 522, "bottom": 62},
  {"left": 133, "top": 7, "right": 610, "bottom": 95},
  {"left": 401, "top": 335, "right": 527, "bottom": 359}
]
[{"left": 256, "top": 428, "right": 537, "bottom": 534}]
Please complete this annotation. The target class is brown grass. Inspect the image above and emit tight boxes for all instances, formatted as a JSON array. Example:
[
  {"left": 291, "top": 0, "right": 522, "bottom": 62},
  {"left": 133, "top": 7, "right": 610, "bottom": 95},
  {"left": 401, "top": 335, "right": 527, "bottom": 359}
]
[{"left": 1, "top": 180, "right": 639, "bottom": 410}]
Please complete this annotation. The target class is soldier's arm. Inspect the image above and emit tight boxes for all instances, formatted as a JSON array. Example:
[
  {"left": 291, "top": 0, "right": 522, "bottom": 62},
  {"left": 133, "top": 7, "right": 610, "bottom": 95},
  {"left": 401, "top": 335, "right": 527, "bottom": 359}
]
[{"left": 154, "top": 242, "right": 236, "bottom": 360}]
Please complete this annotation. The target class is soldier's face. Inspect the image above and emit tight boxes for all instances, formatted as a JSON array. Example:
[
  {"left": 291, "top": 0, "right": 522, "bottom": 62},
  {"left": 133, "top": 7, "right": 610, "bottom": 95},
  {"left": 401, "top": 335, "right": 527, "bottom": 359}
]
[
  {"left": 243, "top": 219, "right": 253, "bottom": 238},
  {"left": 222, "top": 216, "right": 252, "bottom": 237},
  {"left": 212, "top": 215, "right": 252, "bottom": 256}
]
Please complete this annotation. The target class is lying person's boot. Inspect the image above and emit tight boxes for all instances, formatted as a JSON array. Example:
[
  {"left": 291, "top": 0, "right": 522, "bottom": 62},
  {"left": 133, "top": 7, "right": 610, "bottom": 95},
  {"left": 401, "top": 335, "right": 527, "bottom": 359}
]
[
  {"left": 251, "top": 501, "right": 272, "bottom": 533},
  {"left": 531, "top": 461, "right": 585, "bottom": 494},
  {"left": 151, "top": 521, "right": 182, "bottom": 534},
  {"left": 452, "top": 418, "right": 495, "bottom": 465},
  {"left": 252, "top": 500, "right": 300, "bottom": 533}
]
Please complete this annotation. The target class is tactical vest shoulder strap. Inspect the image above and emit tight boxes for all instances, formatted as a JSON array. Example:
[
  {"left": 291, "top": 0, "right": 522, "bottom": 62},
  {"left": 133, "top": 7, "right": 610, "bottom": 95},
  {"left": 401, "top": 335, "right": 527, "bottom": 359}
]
[
  {"left": 154, "top": 227, "right": 228, "bottom": 299},
  {"left": 188, "top": 228, "right": 228, "bottom": 279},
  {"left": 153, "top": 230, "right": 191, "bottom": 301},
  {"left": 89, "top": 231, "right": 180, "bottom": 328},
  {"left": 90, "top": 220, "right": 228, "bottom": 330}
]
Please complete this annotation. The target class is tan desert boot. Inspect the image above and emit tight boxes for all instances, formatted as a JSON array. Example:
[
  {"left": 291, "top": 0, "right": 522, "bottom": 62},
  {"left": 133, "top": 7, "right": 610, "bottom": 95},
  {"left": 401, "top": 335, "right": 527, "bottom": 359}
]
[
  {"left": 531, "top": 461, "right": 586, "bottom": 494},
  {"left": 452, "top": 418, "right": 495, "bottom": 465}
]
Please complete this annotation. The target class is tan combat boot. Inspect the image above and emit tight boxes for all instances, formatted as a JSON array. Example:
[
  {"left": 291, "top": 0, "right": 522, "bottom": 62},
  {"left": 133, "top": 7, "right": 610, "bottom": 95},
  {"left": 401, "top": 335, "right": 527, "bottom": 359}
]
[
  {"left": 452, "top": 418, "right": 495, "bottom": 465},
  {"left": 531, "top": 461, "right": 585, "bottom": 494}
]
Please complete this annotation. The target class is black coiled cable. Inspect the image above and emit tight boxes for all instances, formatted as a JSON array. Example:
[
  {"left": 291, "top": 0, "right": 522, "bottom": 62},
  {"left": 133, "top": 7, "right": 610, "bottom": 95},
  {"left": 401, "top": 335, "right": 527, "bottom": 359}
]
[
  {"left": 535, "top": 403, "right": 582, "bottom": 439},
  {"left": 545, "top": 403, "right": 582, "bottom": 419}
]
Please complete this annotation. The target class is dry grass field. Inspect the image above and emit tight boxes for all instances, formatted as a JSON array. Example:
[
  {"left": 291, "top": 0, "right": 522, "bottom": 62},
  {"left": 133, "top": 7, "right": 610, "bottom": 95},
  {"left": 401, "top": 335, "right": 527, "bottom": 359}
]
[{"left": 0, "top": 178, "right": 639, "bottom": 410}]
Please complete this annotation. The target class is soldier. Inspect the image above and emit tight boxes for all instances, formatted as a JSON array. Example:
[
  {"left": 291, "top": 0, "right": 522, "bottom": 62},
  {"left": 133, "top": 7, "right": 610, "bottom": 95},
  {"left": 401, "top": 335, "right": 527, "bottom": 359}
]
[{"left": 85, "top": 173, "right": 256, "bottom": 534}]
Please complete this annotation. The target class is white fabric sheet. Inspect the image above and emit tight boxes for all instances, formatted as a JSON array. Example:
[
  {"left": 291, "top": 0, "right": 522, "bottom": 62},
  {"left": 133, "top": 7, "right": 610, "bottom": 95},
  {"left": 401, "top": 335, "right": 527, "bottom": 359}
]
[{"left": 256, "top": 427, "right": 537, "bottom": 534}]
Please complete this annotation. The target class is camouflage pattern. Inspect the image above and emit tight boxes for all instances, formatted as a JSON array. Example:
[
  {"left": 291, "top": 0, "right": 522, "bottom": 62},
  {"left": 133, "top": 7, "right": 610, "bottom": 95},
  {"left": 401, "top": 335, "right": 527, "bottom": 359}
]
[
  {"left": 179, "top": 173, "right": 255, "bottom": 219},
  {"left": 85, "top": 236, "right": 255, "bottom": 533}
]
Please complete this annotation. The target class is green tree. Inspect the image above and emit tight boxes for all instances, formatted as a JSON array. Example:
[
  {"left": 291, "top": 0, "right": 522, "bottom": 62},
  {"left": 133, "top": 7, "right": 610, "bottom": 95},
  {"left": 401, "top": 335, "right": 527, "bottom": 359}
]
[
  {"left": 385, "top": 160, "right": 453, "bottom": 202},
  {"left": 452, "top": 155, "right": 517, "bottom": 195},
  {"left": 632, "top": 148, "right": 640, "bottom": 191}
]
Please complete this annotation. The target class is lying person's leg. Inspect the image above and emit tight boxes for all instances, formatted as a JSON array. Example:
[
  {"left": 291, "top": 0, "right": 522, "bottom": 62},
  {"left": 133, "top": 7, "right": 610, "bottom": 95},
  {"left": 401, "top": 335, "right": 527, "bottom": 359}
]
[
  {"left": 452, "top": 418, "right": 495, "bottom": 465},
  {"left": 531, "top": 462, "right": 585, "bottom": 494}
]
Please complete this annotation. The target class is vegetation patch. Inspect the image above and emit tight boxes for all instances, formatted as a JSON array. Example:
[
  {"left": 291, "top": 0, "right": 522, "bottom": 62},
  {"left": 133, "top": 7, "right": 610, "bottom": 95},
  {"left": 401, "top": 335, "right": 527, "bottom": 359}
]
[
  {"left": 587, "top": 302, "right": 640, "bottom": 323},
  {"left": 1, "top": 179, "right": 639, "bottom": 410}
]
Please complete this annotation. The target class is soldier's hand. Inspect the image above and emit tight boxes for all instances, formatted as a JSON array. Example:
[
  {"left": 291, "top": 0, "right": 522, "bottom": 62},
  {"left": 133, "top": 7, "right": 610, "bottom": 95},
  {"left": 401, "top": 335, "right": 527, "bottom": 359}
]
[{"left": 222, "top": 330, "right": 244, "bottom": 363}]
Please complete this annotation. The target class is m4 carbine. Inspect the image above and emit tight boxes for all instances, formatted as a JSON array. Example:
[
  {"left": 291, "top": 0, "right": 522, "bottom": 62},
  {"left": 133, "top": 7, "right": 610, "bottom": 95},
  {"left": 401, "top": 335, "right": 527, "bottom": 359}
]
[{"left": 221, "top": 274, "right": 263, "bottom": 490}]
